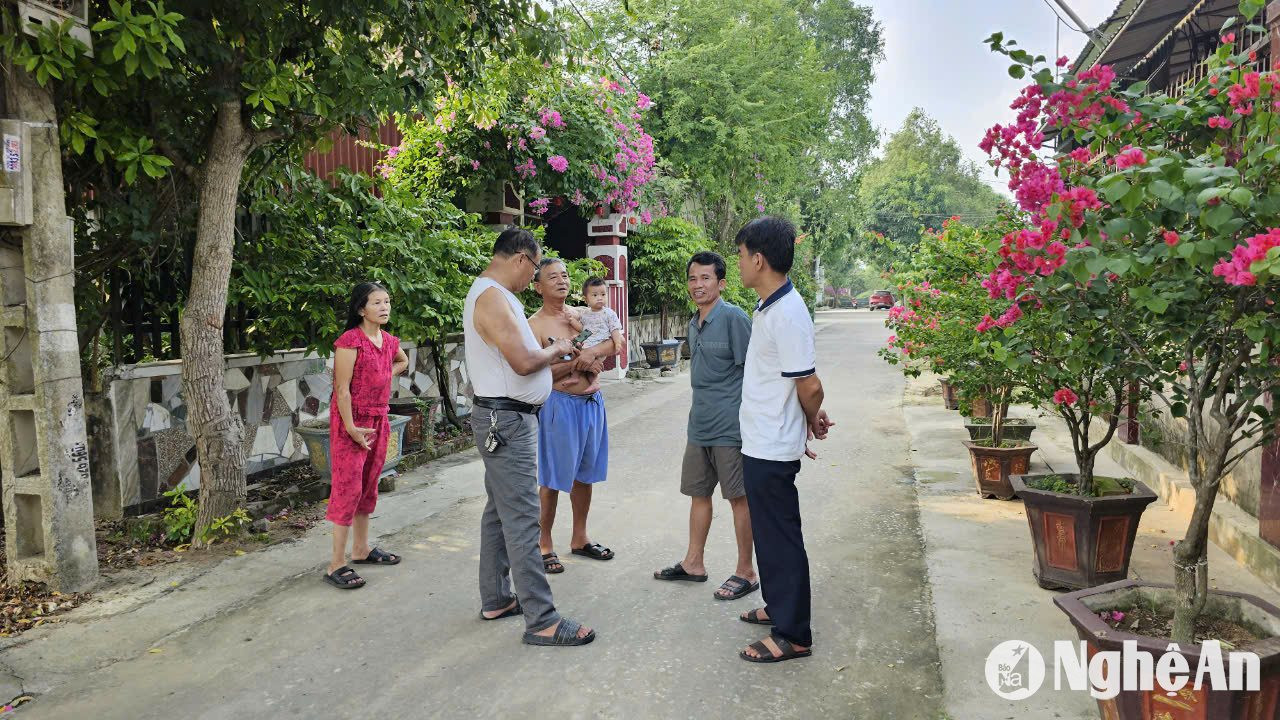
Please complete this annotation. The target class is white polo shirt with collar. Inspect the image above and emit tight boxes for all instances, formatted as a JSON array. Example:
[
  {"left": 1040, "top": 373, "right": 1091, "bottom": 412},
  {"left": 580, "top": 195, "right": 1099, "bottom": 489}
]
[{"left": 739, "top": 279, "right": 816, "bottom": 462}]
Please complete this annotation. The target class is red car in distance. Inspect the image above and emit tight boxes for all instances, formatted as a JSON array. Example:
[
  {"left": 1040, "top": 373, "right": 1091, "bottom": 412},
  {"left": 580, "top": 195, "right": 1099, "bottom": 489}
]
[{"left": 869, "top": 290, "right": 895, "bottom": 310}]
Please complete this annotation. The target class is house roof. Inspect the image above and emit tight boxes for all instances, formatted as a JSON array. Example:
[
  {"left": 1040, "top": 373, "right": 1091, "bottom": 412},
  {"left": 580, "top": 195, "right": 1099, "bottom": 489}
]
[{"left": 1072, "top": 0, "right": 1240, "bottom": 77}]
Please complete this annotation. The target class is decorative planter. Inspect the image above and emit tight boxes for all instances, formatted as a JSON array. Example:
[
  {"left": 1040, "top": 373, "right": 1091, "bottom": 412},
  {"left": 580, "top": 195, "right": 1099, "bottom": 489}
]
[
  {"left": 675, "top": 335, "right": 692, "bottom": 360},
  {"left": 962, "top": 439, "right": 1037, "bottom": 500},
  {"left": 388, "top": 397, "right": 440, "bottom": 453},
  {"left": 1055, "top": 580, "right": 1280, "bottom": 719},
  {"left": 968, "top": 397, "right": 1009, "bottom": 419},
  {"left": 939, "top": 379, "right": 959, "bottom": 410},
  {"left": 641, "top": 339, "right": 681, "bottom": 369},
  {"left": 296, "top": 414, "right": 412, "bottom": 486},
  {"left": 963, "top": 418, "right": 1037, "bottom": 442},
  {"left": 1012, "top": 473, "right": 1156, "bottom": 590}
]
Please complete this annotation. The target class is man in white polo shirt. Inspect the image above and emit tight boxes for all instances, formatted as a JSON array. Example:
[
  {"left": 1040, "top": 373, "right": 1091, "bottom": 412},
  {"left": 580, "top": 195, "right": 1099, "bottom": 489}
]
[{"left": 732, "top": 216, "right": 833, "bottom": 664}]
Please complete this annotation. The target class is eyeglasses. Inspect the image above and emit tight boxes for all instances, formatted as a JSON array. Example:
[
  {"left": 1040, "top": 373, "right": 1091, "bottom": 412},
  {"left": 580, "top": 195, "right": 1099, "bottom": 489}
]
[{"left": 518, "top": 251, "right": 539, "bottom": 269}]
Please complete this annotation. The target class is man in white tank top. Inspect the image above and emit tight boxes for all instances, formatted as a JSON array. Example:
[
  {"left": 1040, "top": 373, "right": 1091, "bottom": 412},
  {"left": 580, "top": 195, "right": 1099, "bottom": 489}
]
[{"left": 464, "top": 227, "right": 596, "bottom": 647}]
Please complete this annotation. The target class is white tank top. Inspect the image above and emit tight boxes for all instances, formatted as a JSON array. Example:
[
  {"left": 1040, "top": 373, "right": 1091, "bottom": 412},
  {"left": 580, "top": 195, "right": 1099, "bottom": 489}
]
[{"left": 463, "top": 277, "right": 552, "bottom": 405}]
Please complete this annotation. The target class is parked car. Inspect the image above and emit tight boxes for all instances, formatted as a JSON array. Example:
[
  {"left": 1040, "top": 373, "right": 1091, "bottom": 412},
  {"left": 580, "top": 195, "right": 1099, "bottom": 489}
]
[
  {"left": 869, "top": 290, "right": 895, "bottom": 310},
  {"left": 853, "top": 296, "right": 869, "bottom": 309},
  {"left": 835, "top": 295, "right": 855, "bottom": 309}
]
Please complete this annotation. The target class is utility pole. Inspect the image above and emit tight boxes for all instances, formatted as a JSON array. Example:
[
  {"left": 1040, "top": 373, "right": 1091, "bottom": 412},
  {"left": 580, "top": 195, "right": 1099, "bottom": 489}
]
[{"left": 0, "top": 2, "right": 99, "bottom": 592}]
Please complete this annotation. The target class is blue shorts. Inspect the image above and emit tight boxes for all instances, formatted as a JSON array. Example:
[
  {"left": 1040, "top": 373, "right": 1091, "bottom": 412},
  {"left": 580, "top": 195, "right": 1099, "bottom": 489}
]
[{"left": 538, "top": 390, "right": 608, "bottom": 492}]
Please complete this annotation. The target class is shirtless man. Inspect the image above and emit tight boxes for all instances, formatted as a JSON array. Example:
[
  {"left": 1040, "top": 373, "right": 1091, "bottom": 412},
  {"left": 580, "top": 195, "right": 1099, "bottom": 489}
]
[{"left": 528, "top": 258, "right": 619, "bottom": 574}]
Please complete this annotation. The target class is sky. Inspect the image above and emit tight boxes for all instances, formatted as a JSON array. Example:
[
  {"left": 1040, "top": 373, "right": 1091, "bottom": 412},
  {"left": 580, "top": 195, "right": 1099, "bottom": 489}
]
[{"left": 864, "top": 0, "right": 1121, "bottom": 197}]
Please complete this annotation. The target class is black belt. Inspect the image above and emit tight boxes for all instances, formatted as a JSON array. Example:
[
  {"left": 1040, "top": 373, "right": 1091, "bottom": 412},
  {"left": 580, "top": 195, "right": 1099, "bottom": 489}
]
[{"left": 473, "top": 396, "right": 541, "bottom": 415}]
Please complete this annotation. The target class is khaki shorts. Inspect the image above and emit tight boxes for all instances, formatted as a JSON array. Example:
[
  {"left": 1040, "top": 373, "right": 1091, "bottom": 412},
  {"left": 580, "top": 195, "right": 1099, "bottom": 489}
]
[{"left": 680, "top": 443, "right": 745, "bottom": 499}]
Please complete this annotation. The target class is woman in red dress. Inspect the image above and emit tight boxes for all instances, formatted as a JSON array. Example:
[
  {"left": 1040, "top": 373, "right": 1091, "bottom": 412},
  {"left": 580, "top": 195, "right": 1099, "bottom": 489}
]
[{"left": 324, "top": 282, "right": 409, "bottom": 589}]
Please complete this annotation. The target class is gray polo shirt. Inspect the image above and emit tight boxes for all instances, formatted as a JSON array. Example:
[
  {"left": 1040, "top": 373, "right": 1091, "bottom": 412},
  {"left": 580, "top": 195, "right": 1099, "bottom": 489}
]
[{"left": 687, "top": 299, "right": 753, "bottom": 446}]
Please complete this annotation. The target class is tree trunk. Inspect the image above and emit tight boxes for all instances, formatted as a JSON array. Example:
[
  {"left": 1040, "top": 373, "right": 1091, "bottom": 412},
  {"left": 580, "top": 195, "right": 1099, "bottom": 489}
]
[
  {"left": 183, "top": 101, "right": 251, "bottom": 547},
  {"left": 431, "top": 339, "right": 462, "bottom": 432},
  {"left": 1171, "top": 484, "right": 1213, "bottom": 644},
  {"left": 1077, "top": 450, "right": 1096, "bottom": 497}
]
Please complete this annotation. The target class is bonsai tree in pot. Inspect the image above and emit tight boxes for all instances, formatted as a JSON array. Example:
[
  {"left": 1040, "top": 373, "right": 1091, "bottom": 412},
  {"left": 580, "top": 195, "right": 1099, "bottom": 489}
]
[
  {"left": 984, "top": 9, "right": 1280, "bottom": 714},
  {"left": 880, "top": 219, "right": 1037, "bottom": 499}
]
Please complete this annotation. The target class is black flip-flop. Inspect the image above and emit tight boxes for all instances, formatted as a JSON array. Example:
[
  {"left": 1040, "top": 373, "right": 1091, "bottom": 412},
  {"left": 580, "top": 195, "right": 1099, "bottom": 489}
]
[
  {"left": 740, "top": 636, "right": 812, "bottom": 664},
  {"left": 324, "top": 566, "right": 365, "bottom": 590},
  {"left": 543, "top": 552, "right": 565, "bottom": 574},
  {"left": 653, "top": 562, "right": 708, "bottom": 582},
  {"left": 714, "top": 575, "right": 760, "bottom": 601},
  {"left": 571, "top": 542, "right": 614, "bottom": 561},
  {"left": 739, "top": 608, "right": 774, "bottom": 626},
  {"left": 353, "top": 547, "right": 400, "bottom": 565},
  {"left": 480, "top": 597, "right": 523, "bottom": 621},
  {"left": 522, "top": 618, "right": 596, "bottom": 647}
]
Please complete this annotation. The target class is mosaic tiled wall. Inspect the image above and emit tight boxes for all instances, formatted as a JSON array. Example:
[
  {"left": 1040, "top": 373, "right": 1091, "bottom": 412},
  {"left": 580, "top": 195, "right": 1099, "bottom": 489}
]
[{"left": 88, "top": 338, "right": 471, "bottom": 515}]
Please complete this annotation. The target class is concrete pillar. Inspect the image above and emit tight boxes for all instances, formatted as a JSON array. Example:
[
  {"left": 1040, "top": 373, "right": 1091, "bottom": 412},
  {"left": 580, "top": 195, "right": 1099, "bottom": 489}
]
[
  {"left": 1262, "top": 1, "right": 1280, "bottom": 550},
  {"left": 586, "top": 212, "right": 631, "bottom": 380},
  {"left": 0, "top": 70, "right": 98, "bottom": 591}
]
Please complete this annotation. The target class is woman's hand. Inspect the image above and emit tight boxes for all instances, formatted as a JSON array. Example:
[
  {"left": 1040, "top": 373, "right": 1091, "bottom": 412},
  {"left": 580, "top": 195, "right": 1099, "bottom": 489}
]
[{"left": 346, "top": 425, "right": 376, "bottom": 451}]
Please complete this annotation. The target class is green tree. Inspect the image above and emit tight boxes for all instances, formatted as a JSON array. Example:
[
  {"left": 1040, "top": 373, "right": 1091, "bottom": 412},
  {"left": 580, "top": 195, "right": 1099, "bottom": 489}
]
[
  {"left": 858, "top": 109, "right": 1003, "bottom": 269},
  {"left": 628, "top": 217, "right": 708, "bottom": 335},
  {"left": 11, "top": 0, "right": 568, "bottom": 543}
]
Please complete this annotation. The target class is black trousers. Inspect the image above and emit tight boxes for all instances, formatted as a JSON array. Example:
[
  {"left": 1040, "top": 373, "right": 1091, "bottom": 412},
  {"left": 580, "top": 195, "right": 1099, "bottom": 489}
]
[{"left": 743, "top": 454, "right": 811, "bottom": 647}]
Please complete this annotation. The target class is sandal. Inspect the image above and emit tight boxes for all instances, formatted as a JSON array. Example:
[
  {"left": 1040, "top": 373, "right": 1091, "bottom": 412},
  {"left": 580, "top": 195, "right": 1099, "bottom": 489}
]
[
  {"left": 353, "top": 547, "right": 401, "bottom": 565},
  {"left": 653, "top": 562, "right": 708, "bottom": 582},
  {"left": 739, "top": 608, "right": 774, "bottom": 626},
  {"left": 543, "top": 552, "right": 565, "bottom": 574},
  {"left": 324, "top": 566, "right": 366, "bottom": 590},
  {"left": 570, "top": 542, "right": 614, "bottom": 561},
  {"left": 522, "top": 618, "right": 596, "bottom": 647},
  {"left": 714, "top": 575, "right": 760, "bottom": 601},
  {"left": 740, "top": 636, "right": 812, "bottom": 664},
  {"left": 480, "top": 597, "right": 523, "bottom": 621}
]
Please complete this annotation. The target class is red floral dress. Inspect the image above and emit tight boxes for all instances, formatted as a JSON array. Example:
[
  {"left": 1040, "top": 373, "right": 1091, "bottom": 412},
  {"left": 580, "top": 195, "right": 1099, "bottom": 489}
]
[{"left": 326, "top": 328, "right": 399, "bottom": 526}]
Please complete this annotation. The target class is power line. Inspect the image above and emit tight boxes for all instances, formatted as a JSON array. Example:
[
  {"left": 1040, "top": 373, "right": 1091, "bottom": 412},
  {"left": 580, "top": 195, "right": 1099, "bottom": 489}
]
[{"left": 1039, "top": 0, "right": 1084, "bottom": 34}]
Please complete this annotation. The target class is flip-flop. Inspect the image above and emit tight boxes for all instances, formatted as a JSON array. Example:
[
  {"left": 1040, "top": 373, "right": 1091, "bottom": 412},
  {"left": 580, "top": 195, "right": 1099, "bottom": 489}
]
[
  {"left": 480, "top": 597, "right": 523, "bottom": 621},
  {"left": 323, "top": 566, "right": 365, "bottom": 590},
  {"left": 714, "top": 575, "right": 760, "bottom": 601},
  {"left": 739, "top": 608, "right": 774, "bottom": 626},
  {"left": 740, "top": 636, "right": 812, "bottom": 664},
  {"left": 653, "top": 562, "right": 709, "bottom": 582},
  {"left": 522, "top": 618, "right": 596, "bottom": 647},
  {"left": 353, "top": 547, "right": 400, "bottom": 565},
  {"left": 570, "top": 542, "right": 614, "bottom": 561},
  {"left": 543, "top": 552, "right": 565, "bottom": 574}
]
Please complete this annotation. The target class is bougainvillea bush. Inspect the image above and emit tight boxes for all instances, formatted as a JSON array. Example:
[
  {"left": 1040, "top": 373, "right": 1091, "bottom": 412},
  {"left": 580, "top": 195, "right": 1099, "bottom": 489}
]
[
  {"left": 980, "top": 0, "right": 1280, "bottom": 642},
  {"left": 879, "top": 217, "right": 1031, "bottom": 445},
  {"left": 387, "top": 58, "right": 658, "bottom": 221}
]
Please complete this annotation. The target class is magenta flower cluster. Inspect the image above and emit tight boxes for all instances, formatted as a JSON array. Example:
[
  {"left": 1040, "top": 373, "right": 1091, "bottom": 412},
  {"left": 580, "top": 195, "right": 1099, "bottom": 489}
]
[{"left": 1213, "top": 229, "right": 1280, "bottom": 286}]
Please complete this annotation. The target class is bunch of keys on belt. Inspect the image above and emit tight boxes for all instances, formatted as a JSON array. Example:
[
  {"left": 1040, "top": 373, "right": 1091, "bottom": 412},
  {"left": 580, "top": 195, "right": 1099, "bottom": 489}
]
[{"left": 485, "top": 411, "right": 507, "bottom": 452}]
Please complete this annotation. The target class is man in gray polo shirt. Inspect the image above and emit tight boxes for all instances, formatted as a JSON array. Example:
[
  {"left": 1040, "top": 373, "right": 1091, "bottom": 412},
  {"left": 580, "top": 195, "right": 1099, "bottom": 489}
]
[{"left": 653, "top": 251, "right": 758, "bottom": 601}]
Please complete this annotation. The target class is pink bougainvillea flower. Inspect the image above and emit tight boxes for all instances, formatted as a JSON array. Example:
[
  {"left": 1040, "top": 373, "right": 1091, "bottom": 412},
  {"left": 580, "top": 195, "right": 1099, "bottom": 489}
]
[
  {"left": 471, "top": 159, "right": 480, "bottom": 170},
  {"left": 636, "top": 93, "right": 652, "bottom": 110},
  {"left": 1114, "top": 146, "right": 1147, "bottom": 170},
  {"left": 385, "top": 145, "right": 401, "bottom": 159},
  {"left": 1214, "top": 228, "right": 1280, "bottom": 285},
  {"left": 528, "top": 197, "right": 551, "bottom": 215},
  {"left": 1208, "top": 115, "right": 1233, "bottom": 129},
  {"left": 547, "top": 155, "right": 569, "bottom": 173},
  {"left": 1163, "top": 230, "right": 1180, "bottom": 246},
  {"left": 529, "top": 126, "right": 547, "bottom": 141},
  {"left": 1179, "top": 361, "right": 1188, "bottom": 372},
  {"left": 1222, "top": 32, "right": 1236, "bottom": 44},
  {"left": 1053, "top": 388, "right": 1079, "bottom": 405},
  {"left": 1056, "top": 55, "right": 1069, "bottom": 67}
]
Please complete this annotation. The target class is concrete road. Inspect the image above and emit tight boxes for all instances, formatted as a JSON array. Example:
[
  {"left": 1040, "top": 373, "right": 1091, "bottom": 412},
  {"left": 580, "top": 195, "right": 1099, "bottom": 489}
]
[{"left": 21, "top": 310, "right": 946, "bottom": 719}]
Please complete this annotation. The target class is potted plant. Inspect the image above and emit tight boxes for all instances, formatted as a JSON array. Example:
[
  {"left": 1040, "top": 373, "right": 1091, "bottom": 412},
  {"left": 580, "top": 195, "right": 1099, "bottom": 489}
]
[
  {"left": 938, "top": 377, "right": 960, "bottom": 410},
  {"left": 982, "top": 12, "right": 1280, "bottom": 713},
  {"left": 388, "top": 395, "right": 440, "bottom": 453},
  {"left": 296, "top": 414, "right": 412, "bottom": 486},
  {"left": 880, "top": 220, "right": 1038, "bottom": 500},
  {"left": 963, "top": 415, "right": 1036, "bottom": 442}
]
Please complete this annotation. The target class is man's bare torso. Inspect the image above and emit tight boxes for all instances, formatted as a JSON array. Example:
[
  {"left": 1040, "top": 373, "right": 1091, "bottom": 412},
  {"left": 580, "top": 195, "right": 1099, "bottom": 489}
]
[{"left": 529, "top": 307, "right": 600, "bottom": 396}]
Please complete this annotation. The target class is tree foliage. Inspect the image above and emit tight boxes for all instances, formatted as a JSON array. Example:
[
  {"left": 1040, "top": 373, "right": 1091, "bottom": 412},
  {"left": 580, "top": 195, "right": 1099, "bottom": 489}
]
[{"left": 857, "top": 109, "right": 1004, "bottom": 269}]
